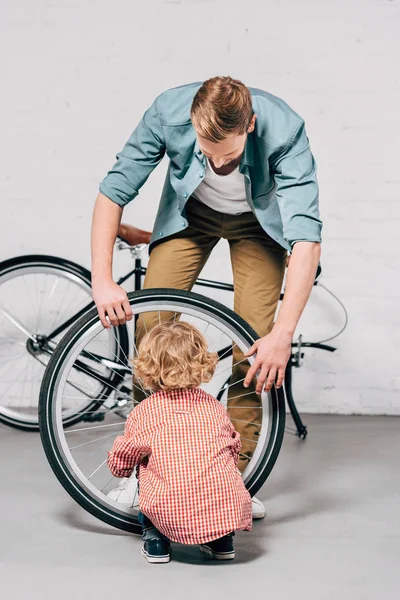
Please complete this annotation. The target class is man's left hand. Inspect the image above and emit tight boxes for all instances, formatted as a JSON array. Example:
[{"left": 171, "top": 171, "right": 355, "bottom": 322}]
[{"left": 243, "top": 328, "right": 292, "bottom": 394}]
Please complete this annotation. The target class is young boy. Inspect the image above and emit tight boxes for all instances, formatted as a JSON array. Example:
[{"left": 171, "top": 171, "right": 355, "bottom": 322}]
[{"left": 107, "top": 321, "right": 252, "bottom": 563}]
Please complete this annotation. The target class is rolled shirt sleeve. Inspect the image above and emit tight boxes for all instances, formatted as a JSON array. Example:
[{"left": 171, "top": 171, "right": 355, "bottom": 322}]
[
  {"left": 271, "top": 120, "right": 323, "bottom": 250},
  {"left": 230, "top": 429, "right": 242, "bottom": 466},
  {"left": 223, "top": 411, "right": 242, "bottom": 465},
  {"left": 99, "top": 95, "right": 166, "bottom": 207},
  {"left": 107, "top": 406, "right": 150, "bottom": 478}
]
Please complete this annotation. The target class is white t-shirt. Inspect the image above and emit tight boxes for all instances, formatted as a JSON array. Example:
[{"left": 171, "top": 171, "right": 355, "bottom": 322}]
[{"left": 192, "top": 158, "right": 252, "bottom": 215}]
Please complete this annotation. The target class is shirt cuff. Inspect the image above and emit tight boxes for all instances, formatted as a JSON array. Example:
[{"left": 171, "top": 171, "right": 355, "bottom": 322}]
[
  {"left": 99, "top": 181, "right": 138, "bottom": 207},
  {"left": 284, "top": 216, "right": 323, "bottom": 250}
]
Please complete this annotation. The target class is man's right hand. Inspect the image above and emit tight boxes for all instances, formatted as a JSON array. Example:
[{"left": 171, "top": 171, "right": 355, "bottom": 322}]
[{"left": 92, "top": 279, "right": 133, "bottom": 329}]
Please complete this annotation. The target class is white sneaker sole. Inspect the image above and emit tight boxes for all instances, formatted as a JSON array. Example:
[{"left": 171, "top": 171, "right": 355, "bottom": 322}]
[
  {"left": 252, "top": 511, "right": 266, "bottom": 520},
  {"left": 252, "top": 500, "right": 266, "bottom": 520},
  {"left": 141, "top": 547, "right": 171, "bottom": 564},
  {"left": 200, "top": 545, "right": 235, "bottom": 560}
]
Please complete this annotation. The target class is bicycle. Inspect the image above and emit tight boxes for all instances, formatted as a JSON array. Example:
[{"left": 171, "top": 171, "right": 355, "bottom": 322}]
[
  {"left": 0, "top": 225, "right": 344, "bottom": 533},
  {"left": 33, "top": 225, "right": 343, "bottom": 534}
]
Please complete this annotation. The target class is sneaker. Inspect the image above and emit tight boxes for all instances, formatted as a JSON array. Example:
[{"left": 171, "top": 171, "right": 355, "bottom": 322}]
[
  {"left": 200, "top": 534, "right": 235, "bottom": 560},
  {"left": 252, "top": 495, "right": 266, "bottom": 519},
  {"left": 141, "top": 539, "right": 171, "bottom": 564},
  {"left": 106, "top": 473, "right": 138, "bottom": 506}
]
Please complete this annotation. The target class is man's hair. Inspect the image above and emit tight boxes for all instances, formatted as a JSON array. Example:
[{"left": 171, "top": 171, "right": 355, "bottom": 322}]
[
  {"left": 133, "top": 321, "right": 218, "bottom": 392},
  {"left": 190, "top": 75, "right": 253, "bottom": 142}
]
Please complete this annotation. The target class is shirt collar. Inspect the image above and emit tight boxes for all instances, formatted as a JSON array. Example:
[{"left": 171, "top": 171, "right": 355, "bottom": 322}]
[
  {"left": 193, "top": 137, "right": 202, "bottom": 158},
  {"left": 240, "top": 131, "right": 254, "bottom": 169}
]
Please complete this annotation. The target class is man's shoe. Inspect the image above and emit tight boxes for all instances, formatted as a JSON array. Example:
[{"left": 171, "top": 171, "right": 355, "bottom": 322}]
[
  {"left": 252, "top": 495, "right": 266, "bottom": 519},
  {"left": 141, "top": 539, "right": 171, "bottom": 564},
  {"left": 106, "top": 474, "right": 138, "bottom": 506},
  {"left": 200, "top": 534, "right": 235, "bottom": 560}
]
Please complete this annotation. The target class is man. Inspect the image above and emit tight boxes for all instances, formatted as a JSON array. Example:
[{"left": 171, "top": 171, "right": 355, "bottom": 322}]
[{"left": 91, "top": 76, "right": 323, "bottom": 519}]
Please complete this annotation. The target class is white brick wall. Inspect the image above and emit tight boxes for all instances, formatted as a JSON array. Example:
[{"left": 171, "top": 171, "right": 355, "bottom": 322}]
[{"left": 0, "top": 0, "right": 399, "bottom": 414}]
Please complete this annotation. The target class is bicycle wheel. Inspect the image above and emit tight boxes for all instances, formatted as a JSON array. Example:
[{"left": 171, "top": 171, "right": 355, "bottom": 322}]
[
  {"left": 39, "top": 288, "right": 286, "bottom": 534},
  {"left": 0, "top": 255, "right": 129, "bottom": 430}
]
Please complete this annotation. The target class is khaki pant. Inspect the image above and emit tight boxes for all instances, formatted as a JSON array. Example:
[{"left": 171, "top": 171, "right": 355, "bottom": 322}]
[{"left": 134, "top": 197, "right": 287, "bottom": 472}]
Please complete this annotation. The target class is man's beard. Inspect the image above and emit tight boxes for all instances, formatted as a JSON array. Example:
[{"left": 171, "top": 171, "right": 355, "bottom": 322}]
[{"left": 223, "top": 154, "right": 242, "bottom": 166}]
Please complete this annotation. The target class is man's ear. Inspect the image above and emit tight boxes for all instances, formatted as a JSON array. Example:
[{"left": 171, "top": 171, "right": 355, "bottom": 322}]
[{"left": 247, "top": 114, "right": 257, "bottom": 133}]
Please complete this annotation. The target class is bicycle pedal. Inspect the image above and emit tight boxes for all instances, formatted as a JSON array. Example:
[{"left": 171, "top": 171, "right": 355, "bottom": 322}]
[{"left": 82, "top": 412, "right": 106, "bottom": 422}]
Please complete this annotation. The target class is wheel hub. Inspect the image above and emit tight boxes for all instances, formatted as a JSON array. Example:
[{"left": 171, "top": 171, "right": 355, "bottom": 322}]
[{"left": 26, "top": 334, "right": 50, "bottom": 357}]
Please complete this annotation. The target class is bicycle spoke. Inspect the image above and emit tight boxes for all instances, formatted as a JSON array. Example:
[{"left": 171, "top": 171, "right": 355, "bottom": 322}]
[
  {"left": 212, "top": 375, "right": 247, "bottom": 397},
  {"left": 88, "top": 458, "right": 108, "bottom": 480},
  {"left": 226, "top": 399, "right": 263, "bottom": 406},
  {"left": 70, "top": 430, "right": 126, "bottom": 451},
  {"left": 57, "top": 280, "right": 88, "bottom": 325},
  {"left": 217, "top": 342, "right": 237, "bottom": 361},
  {"left": 125, "top": 326, "right": 151, "bottom": 399},
  {"left": 239, "top": 437, "right": 259, "bottom": 444},
  {"left": 36, "top": 273, "right": 48, "bottom": 332},
  {"left": 65, "top": 422, "right": 130, "bottom": 434},
  {"left": 209, "top": 330, "right": 227, "bottom": 353},
  {"left": 0, "top": 304, "right": 36, "bottom": 341},
  {"left": 66, "top": 345, "right": 132, "bottom": 393},
  {"left": 230, "top": 417, "right": 261, "bottom": 427},
  {"left": 101, "top": 475, "right": 117, "bottom": 494},
  {"left": 0, "top": 355, "right": 31, "bottom": 405},
  {"left": 24, "top": 275, "right": 40, "bottom": 330},
  {"left": 77, "top": 436, "right": 124, "bottom": 467},
  {"left": 215, "top": 355, "right": 249, "bottom": 376}
]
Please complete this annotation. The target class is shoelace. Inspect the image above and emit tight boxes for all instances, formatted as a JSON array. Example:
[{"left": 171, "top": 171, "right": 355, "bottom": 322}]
[{"left": 112, "top": 477, "right": 139, "bottom": 506}]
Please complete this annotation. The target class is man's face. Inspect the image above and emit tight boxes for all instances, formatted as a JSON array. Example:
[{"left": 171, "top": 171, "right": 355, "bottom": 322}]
[
  {"left": 197, "top": 133, "right": 247, "bottom": 169},
  {"left": 196, "top": 115, "right": 256, "bottom": 169}
]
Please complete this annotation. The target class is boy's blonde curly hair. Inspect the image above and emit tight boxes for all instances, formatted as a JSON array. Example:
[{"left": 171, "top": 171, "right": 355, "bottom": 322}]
[{"left": 133, "top": 321, "right": 219, "bottom": 392}]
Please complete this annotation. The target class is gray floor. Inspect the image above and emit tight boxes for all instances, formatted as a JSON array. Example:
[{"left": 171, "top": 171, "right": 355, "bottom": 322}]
[{"left": 1, "top": 414, "right": 399, "bottom": 600}]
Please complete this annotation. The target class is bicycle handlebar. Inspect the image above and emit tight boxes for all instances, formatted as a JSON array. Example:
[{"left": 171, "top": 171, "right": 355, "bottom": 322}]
[{"left": 291, "top": 341, "right": 336, "bottom": 352}]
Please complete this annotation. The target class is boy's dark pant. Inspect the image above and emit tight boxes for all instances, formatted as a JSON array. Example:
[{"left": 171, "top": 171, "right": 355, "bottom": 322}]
[
  {"left": 138, "top": 510, "right": 169, "bottom": 541},
  {"left": 138, "top": 510, "right": 234, "bottom": 544}
]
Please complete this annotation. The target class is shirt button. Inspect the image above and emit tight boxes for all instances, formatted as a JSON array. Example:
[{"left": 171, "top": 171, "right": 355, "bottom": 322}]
[
  {"left": 181, "top": 221, "right": 185, "bottom": 227},
  {"left": 158, "top": 231, "right": 163, "bottom": 237},
  {"left": 183, "top": 192, "right": 188, "bottom": 198},
  {"left": 198, "top": 172, "right": 204, "bottom": 178}
]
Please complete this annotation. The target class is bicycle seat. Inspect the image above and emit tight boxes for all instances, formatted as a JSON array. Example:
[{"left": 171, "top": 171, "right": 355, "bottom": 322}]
[
  {"left": 315, "top": 264, "right": 322, "bottom": 280},
  {"left": 117, "top": 223, "right": 151, "bottom": 247}
]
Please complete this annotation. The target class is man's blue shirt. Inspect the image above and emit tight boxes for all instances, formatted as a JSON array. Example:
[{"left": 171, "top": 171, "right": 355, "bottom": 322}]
[{"left": 99, "top": 81, "right": 323, "bottom": 253}]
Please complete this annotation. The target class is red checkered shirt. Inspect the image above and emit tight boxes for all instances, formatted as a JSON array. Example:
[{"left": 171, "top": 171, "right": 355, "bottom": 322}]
[{"left": 107, "top": 387, "right": 252, "bottom": 544}]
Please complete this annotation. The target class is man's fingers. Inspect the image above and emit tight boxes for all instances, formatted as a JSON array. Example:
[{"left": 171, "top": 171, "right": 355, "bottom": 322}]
[
  {"left": 104, "top": 305, "right": 119, "bottom": 328},
  {"left": 98, "top": 307, "right": 110, "bottom": 329},
  {"left": 243, "top": 361, "right": 260, "bottom": 387},
  {"left": 122, "top": 297, "right": 133, "bottom": 321},
  {"left": 255, "top": 367, "right": 269, "bottom": 395},
  {"left": 244, "top": 340, "right": 259, "bottom": 357},
  {"left": 114, "top": 304, "right": 127, "bottom": 325},
  {"left": 264, "top": 368, "right": 278, "bottom": 393},
  {"left": 275, "top": 368, "right": 285, "bottom": 389}
]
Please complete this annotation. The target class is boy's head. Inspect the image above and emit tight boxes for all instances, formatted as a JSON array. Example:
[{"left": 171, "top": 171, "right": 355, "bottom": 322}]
[{"left": 133, "top": 321, "right": 219, "bottom": 392}]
